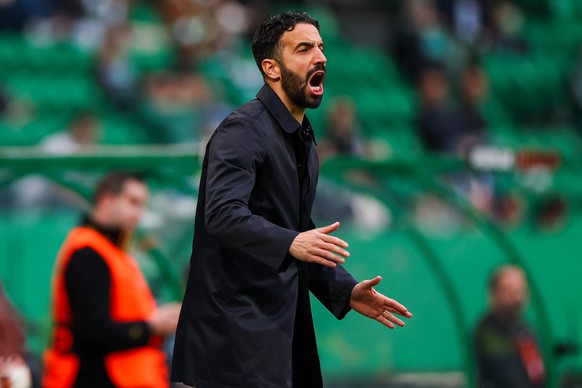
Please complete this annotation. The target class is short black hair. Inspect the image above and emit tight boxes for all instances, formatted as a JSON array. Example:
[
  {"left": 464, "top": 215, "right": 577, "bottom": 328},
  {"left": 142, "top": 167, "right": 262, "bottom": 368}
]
[
  {"left": 93, "top": 171, "right": 145, "bottom": 204},
  {"left": 251, "top": 11, "right": 319, "bottom": 77}
]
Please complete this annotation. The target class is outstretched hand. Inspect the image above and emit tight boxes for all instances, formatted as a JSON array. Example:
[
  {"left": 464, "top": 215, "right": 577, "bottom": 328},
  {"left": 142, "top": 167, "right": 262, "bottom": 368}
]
[
  {"left": 289, "top": 222, "right": 349, "bottom": 268},
  {"left": 350, "top": 276, "right": 412, "bottom": 329}
]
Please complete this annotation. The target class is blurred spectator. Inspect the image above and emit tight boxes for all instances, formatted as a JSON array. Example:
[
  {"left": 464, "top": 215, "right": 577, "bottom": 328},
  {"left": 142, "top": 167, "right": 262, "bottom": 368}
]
[
  {"left": 0, "top": 84, "right": 9, "bottom": 116},
  {"left": 436, "top": 0, "right": 490, "bottom": 48},
  {"left": 68, "top": 0, "right": 129, "bottom": 49},
  {"left": 6, "top": 113, "right": 101, "bottom": 211},
  {"left": 416, "top": 63, "right": 498, "bottom": 217},
  {"left": 474, "top": 265, "right": 546, "bottom": 388},
  {"left": 317, "top": 95, "right": 366, "bottom": 161},
  {"left": 73, "top": 0, "right": 128, "bottom": 25},
  {"left": 568, "top": 42, "right": 582, "bottom": 137},
  {"left": 135, "top": 70, "right": 223, "bottom": 144},
  {"left": 392, "top": 0, "right": 466, "bottom": 83},
  {"left": 314, "top": 96, "right": 392, "bottom": 232},
  {"left": 23, "top": 0, "right": 129, "bottom": 48},
  {"left": 417, "top": 61, "right": 489, "bottom": 155},
  {"left": 0, "top": 0, "right": 56, "bottom": 31},
  {"left": 41, "top": 112, "right": 101, "bottom": 154},
  {"left": 532, "top": 193, "right": 568, "bottom": 232},
  {"left": 451, "top": 63, "right": 489, "bottom": 154},
  {"left": 0, "top": 281, "right": 37, "bottom": 387},
  {"left": 454, "top": 63, "right": 529, "bottom": 224},
  {"left": 490, "top": 1, "right": 530, "bottom": 55},
  {"left": 95, "top": 23, "right": 138, "bottom": 110},
  {"left": 0, "top": 81, "right": 36, "bottom": 123},
  {"left": 416, "top": 62, "right": 460, "bottom": 153},
  {"left": 43, "top": 171, "right": 181, "bottom": 387},
  {"left": 157, "top": 0, "right": 251, "bottom": 69}
]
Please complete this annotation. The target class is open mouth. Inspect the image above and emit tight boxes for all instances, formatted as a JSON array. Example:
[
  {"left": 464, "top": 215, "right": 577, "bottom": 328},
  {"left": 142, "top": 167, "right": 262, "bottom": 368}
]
[{"left": 307, "top": 70, "right": 325, "bottom": 96}]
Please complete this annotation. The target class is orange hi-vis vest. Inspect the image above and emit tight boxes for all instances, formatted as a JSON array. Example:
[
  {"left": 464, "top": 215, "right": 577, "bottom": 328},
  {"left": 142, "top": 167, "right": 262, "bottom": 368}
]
[{"left": 43, "top": 227, "right": 168, "bottom": 388}]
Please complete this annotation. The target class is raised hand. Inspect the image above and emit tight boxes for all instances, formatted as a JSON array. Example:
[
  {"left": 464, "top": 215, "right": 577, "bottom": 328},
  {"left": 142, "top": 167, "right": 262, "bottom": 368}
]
[{"left": 289, "top": 221, "right": 349, "bottom": 268}]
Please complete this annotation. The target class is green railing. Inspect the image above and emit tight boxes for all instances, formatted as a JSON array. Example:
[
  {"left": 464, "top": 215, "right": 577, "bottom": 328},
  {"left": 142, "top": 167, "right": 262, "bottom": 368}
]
[{"left": 0, "top": 145, "right": 200, "bottom": 301}]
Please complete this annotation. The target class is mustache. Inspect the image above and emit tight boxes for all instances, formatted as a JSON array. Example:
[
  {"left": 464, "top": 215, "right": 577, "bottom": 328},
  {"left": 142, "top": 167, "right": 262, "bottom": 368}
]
[{"left": 306, "top": 64, "right": 326, "bottom": 79}]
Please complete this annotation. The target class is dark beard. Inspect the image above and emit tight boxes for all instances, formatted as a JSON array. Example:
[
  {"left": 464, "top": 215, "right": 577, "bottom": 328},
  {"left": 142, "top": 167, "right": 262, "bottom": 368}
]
[{"left": 280, "top": 61, "right": 324, "bottom": 109}]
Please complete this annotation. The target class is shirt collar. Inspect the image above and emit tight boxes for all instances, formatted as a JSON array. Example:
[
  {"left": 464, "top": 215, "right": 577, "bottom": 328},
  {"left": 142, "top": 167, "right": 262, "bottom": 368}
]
[
  {"left": 81, "top": 213, "right": 128, "bottom": 249},
  {"left": 256, "top": 84, "right": 315, "bottom": 138}
]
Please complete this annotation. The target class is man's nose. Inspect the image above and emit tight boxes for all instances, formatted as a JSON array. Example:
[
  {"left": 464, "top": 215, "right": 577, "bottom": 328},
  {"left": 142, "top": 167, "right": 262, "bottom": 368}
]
[{"left": 314, "top": 47, "right": 326, "bottom": 65}]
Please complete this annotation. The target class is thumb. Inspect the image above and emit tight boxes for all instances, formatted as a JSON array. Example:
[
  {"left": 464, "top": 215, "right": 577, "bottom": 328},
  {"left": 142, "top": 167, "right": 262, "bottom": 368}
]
[
  {"left": 361, "top": 276, "right": 382, "bottom": 289},
  {"left": 317, "top": 221, "right": 340, "bottom": 234}
]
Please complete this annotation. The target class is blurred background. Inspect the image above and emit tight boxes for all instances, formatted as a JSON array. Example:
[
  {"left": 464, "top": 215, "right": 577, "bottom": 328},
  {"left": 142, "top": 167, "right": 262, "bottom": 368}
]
[{"left": 1, "top": 0, "right": 581, "bottom": 386}]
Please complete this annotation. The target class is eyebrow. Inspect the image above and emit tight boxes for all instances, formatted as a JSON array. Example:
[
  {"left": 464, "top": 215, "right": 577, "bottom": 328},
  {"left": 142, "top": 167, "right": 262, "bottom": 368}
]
[{"left": 294, "top": 41, "right": 324, "bottom": 51}]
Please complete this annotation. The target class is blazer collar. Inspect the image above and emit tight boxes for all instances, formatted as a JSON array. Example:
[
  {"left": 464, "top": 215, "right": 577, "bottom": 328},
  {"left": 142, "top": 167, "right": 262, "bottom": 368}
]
[{"left": 256, "top": 84, "right": 313, "bottom": 136}]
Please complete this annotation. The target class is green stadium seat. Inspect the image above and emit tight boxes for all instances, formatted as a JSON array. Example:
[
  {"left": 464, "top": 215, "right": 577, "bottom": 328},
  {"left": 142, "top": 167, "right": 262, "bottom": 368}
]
[
  {"left": 551, "top": 0, "right": 582, "bottom": 20},
  {"left": 513, "top": 0, "right": 551, "bottom": 16},
  {"left": 0, "top": 33, "right": 94, "bottom": 74},
  {"left": 484, "top": 54, "right": 566, "bottom": 124},
  {"left": 351, "top": 82, "right": 416, "bottom": 131},
  {"left": 0, "top": 33, "right": 26, "bottom": 73},
  {"left": 4, "top": 72, "right": 103, "bottom": 113},
  {"left": 524, "top": 18, "right": 582, "bottom": 71},
  {"left": 100, "top": 115, "right": 150, "bottom": 145}
]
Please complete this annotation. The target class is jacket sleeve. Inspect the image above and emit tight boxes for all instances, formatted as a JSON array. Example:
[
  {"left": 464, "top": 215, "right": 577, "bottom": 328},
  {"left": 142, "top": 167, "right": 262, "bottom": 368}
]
[
  {"left": 65, "top": 247, "right": 152, "bottom": 354},
  {"left": 204, "top": 117, "right": 299, "bottom": 271},
  {"left": 308, "top": 263, "right": 358, "bottom": 320}
]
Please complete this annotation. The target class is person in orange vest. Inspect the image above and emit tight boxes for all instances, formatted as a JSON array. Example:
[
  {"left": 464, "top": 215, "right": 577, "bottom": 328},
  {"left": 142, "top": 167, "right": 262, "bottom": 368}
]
[{"left": 43, "top": 171, "right": 181, "bottom": 388}]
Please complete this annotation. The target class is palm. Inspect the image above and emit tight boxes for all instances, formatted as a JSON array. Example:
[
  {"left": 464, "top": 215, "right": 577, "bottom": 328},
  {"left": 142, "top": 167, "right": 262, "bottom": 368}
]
[{"left": 349, "top": 276, "right": 412, "bottom": 329}]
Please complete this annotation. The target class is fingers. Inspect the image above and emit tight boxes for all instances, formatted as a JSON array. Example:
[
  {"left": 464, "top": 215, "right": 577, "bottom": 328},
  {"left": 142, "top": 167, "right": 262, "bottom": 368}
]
[
  {"left": 377, "top": 309, "right": 406, "bottom": 329},
  {"left": 313, "top": 257, "right": 338, "bottom": 269},
  {"left": 312, "top": 248, "right": 345, "bottom": 263},
  {"left": 321, "top": 240, "right": 349, "bottom": 258},
  {"left": 384, "top": 299, "right": 413, "bottom": 318},
  {"left": 322, "top": 234, "right": 349, "bottom": 249},
  {"left": 376, "top": 310, "right": 396, "bottom": 329},
  {"left": 306, "top": 247, "right": 346, "bottom": 268},
  {"left": 290, "top": 222, "right": 350, "bottom": 267},
  {"left": 305, "top": 244, "right": 349, "bottom": 268},
  {"left": 317, "top": 225, "right": 348, "bottom": 250},
  {"left": 308, "top": 234, "right": 350, "bottom": 262},
  {"left": 366, "top": 282, "right": 412, "bottom": 319}
]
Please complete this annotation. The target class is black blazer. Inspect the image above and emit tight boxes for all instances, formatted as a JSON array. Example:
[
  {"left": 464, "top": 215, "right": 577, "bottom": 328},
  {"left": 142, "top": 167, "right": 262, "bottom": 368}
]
[{"left": 172, "top": 84, "right": 357, "bottom": 388}]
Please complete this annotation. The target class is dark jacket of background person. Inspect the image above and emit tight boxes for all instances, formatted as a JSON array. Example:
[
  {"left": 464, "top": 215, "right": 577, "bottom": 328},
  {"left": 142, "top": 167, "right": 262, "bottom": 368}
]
[
  {"left": 171, "top": 84, "right": 358, "bottom": 388},
  {"left": 43, "top": 217, "right": 168, "bottom": 388},
  {"left": 475, "top": 312, "right": 545, "bottom": 388},
  {"left": 474, "top": 266, "right": 545, "bottom": 388}
]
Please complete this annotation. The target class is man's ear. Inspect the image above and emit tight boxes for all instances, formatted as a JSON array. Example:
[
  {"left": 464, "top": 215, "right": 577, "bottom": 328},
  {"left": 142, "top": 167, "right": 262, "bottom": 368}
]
[{"left": 262, "top": 59, "right": 280, "bottom": 81}]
